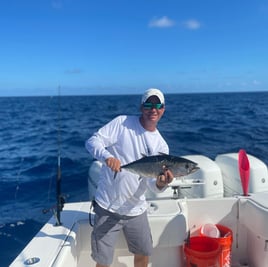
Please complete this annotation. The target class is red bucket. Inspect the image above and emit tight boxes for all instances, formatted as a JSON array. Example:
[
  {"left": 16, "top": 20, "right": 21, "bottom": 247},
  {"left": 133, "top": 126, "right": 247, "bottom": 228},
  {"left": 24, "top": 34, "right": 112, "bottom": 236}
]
[
  {"left": 200, "top": 224, "right": 233, "bottom": 267},
  {"left": 184, "top": 236, "right": 221, "bottom": 267}
]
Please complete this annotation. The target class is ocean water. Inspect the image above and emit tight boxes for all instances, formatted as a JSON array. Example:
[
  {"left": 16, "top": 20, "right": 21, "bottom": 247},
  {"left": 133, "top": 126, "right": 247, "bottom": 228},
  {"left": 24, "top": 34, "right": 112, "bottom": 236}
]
[{"left": 1, "top": 92, "right": 268, "bottom": 266}]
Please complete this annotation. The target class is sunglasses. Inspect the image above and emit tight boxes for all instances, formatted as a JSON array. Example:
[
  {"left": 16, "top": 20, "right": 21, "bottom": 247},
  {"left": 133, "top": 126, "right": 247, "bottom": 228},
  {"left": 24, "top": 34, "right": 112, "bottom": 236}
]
[{"left": 142, "top": 103, "right": 164, "bottom": 110}]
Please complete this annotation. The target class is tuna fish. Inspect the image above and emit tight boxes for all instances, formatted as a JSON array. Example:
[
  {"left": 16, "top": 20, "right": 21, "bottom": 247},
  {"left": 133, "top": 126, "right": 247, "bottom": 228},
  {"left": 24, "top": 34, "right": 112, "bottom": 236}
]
[{"left": 118, "top": 154, "right": 199, "bottom": 178}]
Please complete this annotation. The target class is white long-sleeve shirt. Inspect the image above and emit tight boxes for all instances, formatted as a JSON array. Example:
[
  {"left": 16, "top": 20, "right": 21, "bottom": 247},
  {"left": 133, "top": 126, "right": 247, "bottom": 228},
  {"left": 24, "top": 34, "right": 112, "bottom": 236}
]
[{"left": 85, "top": 115, "right": 169, "bottom": 216}]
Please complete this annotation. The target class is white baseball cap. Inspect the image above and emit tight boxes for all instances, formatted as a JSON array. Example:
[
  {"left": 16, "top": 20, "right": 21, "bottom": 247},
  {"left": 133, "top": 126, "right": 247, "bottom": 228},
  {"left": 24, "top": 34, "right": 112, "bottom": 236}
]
[{"left": 141, "top": 88, "right": 165, "bottom": 104}]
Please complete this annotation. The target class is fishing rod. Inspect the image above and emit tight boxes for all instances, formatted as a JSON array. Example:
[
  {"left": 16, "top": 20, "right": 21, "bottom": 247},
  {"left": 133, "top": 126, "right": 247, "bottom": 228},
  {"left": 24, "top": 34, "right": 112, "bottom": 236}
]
[
  {"left": 55, "top": 86, "right": 64, "bottom": 226},
  {"left": 42, "top": 87, "right": 65, "bottom": 225}
]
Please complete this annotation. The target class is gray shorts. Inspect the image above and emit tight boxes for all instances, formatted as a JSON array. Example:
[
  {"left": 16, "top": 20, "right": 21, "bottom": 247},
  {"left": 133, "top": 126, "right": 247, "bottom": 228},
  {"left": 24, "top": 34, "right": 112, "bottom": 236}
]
[{"left": 91, "top": 203, "right": 153, "bottom": 266}]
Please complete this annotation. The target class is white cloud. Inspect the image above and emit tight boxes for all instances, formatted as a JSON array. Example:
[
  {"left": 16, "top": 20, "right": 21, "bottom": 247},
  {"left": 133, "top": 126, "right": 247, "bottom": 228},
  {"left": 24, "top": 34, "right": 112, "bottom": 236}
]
[
  {"left": 182, "top": 19, "right": 201, "bottom": 30},
  {"left": 148, "top": 17, "right": 201, "bottom": 30},
  {"left": 149, "top": 16, "right": 175, "bottom": 28}
]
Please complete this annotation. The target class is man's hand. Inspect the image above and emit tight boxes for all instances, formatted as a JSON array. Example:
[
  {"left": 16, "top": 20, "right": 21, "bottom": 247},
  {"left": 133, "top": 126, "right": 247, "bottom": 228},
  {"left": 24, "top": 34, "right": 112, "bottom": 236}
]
[
  {"left": 156, "top": 169, "right": 174, "bottom": 189},
  {"left": 105, "top": 157, "right": 121, "bottom": 172}
]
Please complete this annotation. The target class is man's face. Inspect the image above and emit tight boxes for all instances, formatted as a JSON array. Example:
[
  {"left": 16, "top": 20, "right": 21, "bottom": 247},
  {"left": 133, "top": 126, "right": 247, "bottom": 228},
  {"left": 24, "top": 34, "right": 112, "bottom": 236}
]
[{"left": 141, "top": 95, "right": 165, "bottom": 124}]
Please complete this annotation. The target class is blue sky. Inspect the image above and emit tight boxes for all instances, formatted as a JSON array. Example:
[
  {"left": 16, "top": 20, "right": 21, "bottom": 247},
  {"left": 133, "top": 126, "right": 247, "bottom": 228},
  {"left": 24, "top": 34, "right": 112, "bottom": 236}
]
[{"left": 1, "top": 0, "right": 268, "bottom": 96}]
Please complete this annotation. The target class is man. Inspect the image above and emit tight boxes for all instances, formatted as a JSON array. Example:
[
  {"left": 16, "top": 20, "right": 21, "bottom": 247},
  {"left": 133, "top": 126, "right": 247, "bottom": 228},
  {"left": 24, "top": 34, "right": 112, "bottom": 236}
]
[{"left": 85, "top": 88, "right": 174, "bottom": 267}]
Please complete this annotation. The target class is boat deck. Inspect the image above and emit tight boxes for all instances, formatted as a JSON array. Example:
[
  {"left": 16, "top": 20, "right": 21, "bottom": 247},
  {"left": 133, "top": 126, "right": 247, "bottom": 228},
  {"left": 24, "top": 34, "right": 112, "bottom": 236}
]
[{"left": 10, "top": 194, "right": 268, "bottom": 267}]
